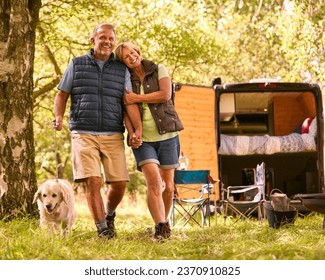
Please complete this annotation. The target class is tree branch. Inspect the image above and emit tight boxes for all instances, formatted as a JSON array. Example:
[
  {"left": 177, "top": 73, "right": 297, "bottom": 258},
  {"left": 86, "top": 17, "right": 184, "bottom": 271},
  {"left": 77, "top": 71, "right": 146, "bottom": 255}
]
[
  {"left": 252, "top": 0, "right": 264, "bottom": 22},
  {"left": 33, "top": 25, "right": 63, "bottom": 102},
  {"left": 33, "top": 77, "right": 60, "bottom": 101}
]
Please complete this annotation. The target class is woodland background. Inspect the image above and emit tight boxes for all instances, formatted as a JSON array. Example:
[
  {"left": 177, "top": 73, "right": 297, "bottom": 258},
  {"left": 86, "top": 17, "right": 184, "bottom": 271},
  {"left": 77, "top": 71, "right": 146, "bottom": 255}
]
[{"left": 1, "top": 0, "right": 325, "bottom": 217}]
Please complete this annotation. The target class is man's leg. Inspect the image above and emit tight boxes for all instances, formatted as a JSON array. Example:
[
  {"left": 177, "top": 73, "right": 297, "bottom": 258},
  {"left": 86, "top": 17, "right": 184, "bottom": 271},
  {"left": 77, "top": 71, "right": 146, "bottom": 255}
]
[
  {"left": 106, "top": 181, "right": 127, "bottom": 213},
  {"left": 85, "top": 176, "right": 110, "bottom": 237},
  {"left": 105, "top": 181, "right": 127, "bottom": 237},
  {"left": 85, "top": 176, "right": 105, "bottom": 221},
  {"left": 99, "top": 133, "right": 129, "bottom": 236}
]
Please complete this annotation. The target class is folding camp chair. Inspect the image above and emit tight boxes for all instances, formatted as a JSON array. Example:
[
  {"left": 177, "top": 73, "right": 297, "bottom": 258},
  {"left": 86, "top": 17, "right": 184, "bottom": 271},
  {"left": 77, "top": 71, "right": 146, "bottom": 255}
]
[
  {"left": 171, "top": 170, "right": 216, "bottom": 228},
  {"left": 222, "top": 162, "right": 266, "bottom": 221}
]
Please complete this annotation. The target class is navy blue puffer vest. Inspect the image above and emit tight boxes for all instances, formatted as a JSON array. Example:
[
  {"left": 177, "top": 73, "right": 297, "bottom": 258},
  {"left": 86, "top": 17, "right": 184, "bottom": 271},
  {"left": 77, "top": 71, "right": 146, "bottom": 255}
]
[{"left": 69, "top": 51, "right": 126, "bottom": 133}]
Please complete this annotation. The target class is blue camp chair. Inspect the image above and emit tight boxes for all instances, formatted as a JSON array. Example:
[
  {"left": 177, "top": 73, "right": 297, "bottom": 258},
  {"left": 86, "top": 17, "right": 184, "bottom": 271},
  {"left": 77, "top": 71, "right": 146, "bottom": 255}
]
[{"left": 171, "top": 170, "right": 214, "bottom": 228}]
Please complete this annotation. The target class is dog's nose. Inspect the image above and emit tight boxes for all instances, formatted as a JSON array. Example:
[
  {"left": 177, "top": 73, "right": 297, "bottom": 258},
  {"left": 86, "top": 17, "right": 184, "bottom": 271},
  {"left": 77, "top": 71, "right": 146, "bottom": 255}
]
[{"left": 46, "top": 204, "right": 52, "bottom": 210}]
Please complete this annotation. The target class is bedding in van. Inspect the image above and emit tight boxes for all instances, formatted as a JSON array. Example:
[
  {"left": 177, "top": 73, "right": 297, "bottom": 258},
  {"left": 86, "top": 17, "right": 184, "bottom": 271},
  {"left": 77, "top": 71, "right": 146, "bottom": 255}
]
[{"left": 219, "top": 118, "right": 317, "bottom": 155}]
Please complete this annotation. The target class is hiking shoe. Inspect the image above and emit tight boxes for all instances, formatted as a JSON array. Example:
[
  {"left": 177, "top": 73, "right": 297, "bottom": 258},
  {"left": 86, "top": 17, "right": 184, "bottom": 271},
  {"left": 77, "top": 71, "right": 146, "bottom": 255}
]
[
  {"left": 97, "top": 227, "right": 114, "bottom": 239},
  {"left": 154, "top": 221, "right": 171, "bottom": 241},
  {"left": 165, "top": 221, "right": 171, "bottom": 238},
  {"left": 105, "top": 212, "right": 116, "bottom": 238}
]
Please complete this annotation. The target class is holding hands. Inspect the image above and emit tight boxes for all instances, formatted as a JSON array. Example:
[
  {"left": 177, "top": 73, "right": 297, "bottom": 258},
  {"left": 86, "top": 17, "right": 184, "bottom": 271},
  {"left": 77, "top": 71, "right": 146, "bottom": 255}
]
[{"left": 128, "top": 132, "right": 142, "bottom": 148}]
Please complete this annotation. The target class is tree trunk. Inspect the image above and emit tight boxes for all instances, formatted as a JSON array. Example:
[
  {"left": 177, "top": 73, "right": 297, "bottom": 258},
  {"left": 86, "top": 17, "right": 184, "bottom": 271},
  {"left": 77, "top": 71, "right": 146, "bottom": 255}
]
[{"left": 0, "top": 0, "right": 42, "bottom": 219}]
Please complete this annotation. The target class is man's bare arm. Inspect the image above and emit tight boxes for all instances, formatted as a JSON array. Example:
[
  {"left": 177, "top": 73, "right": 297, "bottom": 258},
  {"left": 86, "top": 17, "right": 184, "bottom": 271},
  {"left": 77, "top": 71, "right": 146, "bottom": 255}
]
[
  {"left": 53, "top": 90, "right": 69, "bottom": 131},
  {"left": 124, "top": 103, "right": 142, "bottom": 146}
]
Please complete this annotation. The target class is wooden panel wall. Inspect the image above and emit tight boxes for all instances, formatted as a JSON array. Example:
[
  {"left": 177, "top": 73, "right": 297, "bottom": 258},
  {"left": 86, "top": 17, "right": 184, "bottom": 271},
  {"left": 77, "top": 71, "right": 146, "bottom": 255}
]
[
  {"left": 272, "top": 96, "right": 305, "bottom": 135},
  {"left": 174, "top": 84, "right": 219, "bottom": 186},
  {"left": 297, "top": 91, "right": 316, "bottom": 118},
  {"left": 272, "top": 92, "right": 316, "bottom": 136}
]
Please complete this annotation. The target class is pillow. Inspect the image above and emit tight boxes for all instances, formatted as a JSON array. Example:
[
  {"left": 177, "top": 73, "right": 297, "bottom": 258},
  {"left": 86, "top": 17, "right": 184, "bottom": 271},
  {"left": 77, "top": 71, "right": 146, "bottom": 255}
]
[
  {"left": 301, "top": 117, "right": 312, "bottom": 134},
  {"left": 308, "top": 117, "right": 317, "bottom": 137}
]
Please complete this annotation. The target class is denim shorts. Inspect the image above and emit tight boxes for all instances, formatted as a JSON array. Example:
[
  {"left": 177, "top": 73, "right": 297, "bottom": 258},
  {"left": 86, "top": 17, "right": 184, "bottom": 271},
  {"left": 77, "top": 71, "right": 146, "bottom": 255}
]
[{"left": 132, "top": 135, "right": 180, "bottom": 170}]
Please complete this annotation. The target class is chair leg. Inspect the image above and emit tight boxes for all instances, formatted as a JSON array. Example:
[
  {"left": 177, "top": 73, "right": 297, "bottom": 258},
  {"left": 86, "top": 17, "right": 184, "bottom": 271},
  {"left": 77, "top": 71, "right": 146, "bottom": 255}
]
[
  {"left": 172, "top": 201, "right": 212, "bottom": 228},
  {"left": 257, "top": 202, "right": 265, "bottom": 222},
  {"left": 223, "top": 201, "right": 228, "bottom": 224},
  {"left": 171, "top": 199, "right": 189, "bottom": 227},
  {"left": 172, "top": 202, "right": 201, "bottom": 228},
  {"left": 224, "top": 202, "right": 260, "bottom": 221},
  {"left": 203, "top": 200, "right": 210, "bottom": 227},
  {"left": 180, "top": 205, "right": 203, "bottom": 228}
]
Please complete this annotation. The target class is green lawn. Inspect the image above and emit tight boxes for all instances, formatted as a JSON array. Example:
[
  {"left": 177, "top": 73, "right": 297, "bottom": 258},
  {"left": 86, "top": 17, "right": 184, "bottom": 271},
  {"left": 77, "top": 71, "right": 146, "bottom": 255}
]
[{"left": 1, "top": 195, "right": 325, "bottom": 260}]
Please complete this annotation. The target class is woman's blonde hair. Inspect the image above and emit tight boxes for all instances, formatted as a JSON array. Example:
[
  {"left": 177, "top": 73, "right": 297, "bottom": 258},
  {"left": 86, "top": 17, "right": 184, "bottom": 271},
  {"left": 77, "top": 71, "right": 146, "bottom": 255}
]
[{"left": 115, "top": 41, "right": 142, "bottom": 62}]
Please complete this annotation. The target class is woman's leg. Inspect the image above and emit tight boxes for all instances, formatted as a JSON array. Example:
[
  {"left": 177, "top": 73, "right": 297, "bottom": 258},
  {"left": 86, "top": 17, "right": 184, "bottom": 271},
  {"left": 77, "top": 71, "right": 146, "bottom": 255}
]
[
  {"left": 141, "top": 163, "right": 166, "bottom": 224},
  {"left": 160, "top": 168, "right": 175, "bottom": 220}
]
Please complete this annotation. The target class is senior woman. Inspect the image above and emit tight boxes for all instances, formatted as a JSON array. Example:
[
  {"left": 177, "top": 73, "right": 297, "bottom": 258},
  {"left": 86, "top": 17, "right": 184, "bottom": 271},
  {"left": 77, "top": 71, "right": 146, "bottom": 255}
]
[{"left": 115, "top": 42, "right": 183, "bottom": 241}]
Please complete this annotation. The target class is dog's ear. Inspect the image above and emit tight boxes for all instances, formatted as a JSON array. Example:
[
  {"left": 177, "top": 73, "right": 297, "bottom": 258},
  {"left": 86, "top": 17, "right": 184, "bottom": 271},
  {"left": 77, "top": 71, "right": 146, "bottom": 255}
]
[
  {"left": 59, "top": 182, "right": 71, "bottom": 205},
  {"left": 33, "top": 188, "right": 41, "bottom": 204},
  {"left": 33, "top": 182, "right": 46, "bottom": 203}
]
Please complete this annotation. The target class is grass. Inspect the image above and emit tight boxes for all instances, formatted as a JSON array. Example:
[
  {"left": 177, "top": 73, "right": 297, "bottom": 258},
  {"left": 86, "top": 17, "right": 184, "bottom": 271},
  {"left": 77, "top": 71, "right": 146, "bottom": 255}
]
[{"left": 1, "top": 193, "right": 325, "bottom": 260}]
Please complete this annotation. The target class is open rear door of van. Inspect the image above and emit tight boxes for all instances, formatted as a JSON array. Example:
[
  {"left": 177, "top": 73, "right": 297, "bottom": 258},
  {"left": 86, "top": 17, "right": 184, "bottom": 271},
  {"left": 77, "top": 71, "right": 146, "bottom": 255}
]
[
  {"left": 214, "top": 81, "right": 324, "bottom": 199},
  {"left": 174, "top": 83, "right": 219, "bottom": 202}
]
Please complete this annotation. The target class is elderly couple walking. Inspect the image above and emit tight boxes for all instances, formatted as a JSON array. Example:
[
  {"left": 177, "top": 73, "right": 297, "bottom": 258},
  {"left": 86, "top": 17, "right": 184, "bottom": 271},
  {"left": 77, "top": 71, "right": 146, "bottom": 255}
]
[{"left": 53, "top": 23, "right": 183, "bottom": 241}]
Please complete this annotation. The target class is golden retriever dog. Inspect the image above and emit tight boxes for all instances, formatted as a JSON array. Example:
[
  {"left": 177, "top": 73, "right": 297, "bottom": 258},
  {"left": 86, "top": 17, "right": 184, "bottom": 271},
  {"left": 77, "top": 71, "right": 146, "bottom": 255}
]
[{"left": 33, "top": 179, "right": 77, "bottom": 236}]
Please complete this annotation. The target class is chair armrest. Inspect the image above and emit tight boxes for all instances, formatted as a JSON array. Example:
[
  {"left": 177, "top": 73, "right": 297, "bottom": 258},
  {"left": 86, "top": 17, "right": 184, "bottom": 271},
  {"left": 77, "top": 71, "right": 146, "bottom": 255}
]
[{"left": 227, "top": 185, "right": 259, "bottom": 194}]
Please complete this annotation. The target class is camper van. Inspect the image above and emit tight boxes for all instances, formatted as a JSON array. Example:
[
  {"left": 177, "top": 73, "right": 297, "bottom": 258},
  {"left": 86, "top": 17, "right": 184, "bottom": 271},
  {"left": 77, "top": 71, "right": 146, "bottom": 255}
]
[
  {"left": 214, "top": 81, "right": 324, "bottom": 199},
  {"left": 174, "top": 81, "right": 324, "bottom": 205}
]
